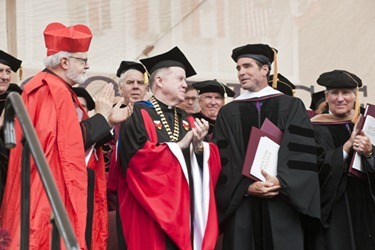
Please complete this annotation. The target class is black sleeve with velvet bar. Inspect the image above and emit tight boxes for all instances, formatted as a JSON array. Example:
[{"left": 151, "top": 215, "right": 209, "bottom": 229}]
[{"left": 81, "top": 113, "right": 113, "bottom": 150}]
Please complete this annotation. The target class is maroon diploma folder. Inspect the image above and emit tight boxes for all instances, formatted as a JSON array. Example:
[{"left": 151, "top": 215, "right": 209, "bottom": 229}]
[
  {"left": 242, "top": 118, "right": 283, "bottom": 181},
  {"left": 349, "top": 103, "right": 375, "bottom": 179}
]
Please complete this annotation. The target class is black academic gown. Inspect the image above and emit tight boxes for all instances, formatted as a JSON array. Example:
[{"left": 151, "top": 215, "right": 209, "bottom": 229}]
[
  {"left": 213, "top": 94, "right": 321, "bottom": 250},
  {"left": 312, "top": 119, "right": 375, "bottom": 250},
  {"left": 79, "top": 112, "right": 112, "bottom": 249}
]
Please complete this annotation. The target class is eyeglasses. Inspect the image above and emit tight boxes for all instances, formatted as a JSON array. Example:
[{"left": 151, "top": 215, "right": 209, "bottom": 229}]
[{"left": 69, "top": 56, "right": 88, "bottom": 65}]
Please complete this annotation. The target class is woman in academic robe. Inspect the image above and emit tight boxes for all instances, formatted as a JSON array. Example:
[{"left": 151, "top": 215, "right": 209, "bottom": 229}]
[{"left": 311, "top": 70, "right": 375, "bottom": 250}]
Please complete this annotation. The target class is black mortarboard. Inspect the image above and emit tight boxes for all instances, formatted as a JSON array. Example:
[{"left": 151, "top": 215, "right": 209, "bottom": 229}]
[
  {"left": 268, "top": 74, "right": 295, "bottom": 96},
  {"left": 140, "top": 46, "right": 196, "bottom": 77},
  {"left": 231, "top": 44, "right": 277, "bottom": 65},
  {"left": 192, "top": 79, "right": 235, "bottom": 98},
  {"left": 231, "top": 44, "right": 279, "bottom": 88},
  {"left": 116, "top": 61, "right": 146, "bottom": 77},
  {"left": 72, "top": 87, "right": 95, "bottom": 111},
  {"left": 309, "top": 90, "right": 326, "bottom": 110},
  {"left": 317, "top": 69, "right": 362, "bottom": 123},
  {"left": 317, "top": 70, "right": 362, "bottom": 89},
  {"left": 0, "top": 50, "right": 22, "bottom": 72}
]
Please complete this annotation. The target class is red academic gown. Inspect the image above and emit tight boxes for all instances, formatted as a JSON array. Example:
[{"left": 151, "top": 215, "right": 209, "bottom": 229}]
[
  {"left": 0, "top": 71, "right": 108, "bottom": 249},
  {"left": 117, "top": 101, "right": 221, "bottom": 250}
]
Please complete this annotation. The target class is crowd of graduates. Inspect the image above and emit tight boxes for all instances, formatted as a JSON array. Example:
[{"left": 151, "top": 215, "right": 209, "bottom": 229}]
[{"left": 0, "top": 21, "right": 374, "bottom": 250}]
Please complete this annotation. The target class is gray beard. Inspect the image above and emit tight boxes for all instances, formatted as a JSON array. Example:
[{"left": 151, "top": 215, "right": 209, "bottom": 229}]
[{"left": 66, "top": 68, "right": 87, "bottom": 85}]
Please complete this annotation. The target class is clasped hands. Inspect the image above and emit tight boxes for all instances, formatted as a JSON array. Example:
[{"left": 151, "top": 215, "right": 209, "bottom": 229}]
[
  {"left": 177, "top": 118, "right": 209, "bottom": 152},
  {"left": 344, "top": 116, "right": 373, "bottom": 157},
  {"left": 352, "top": 131, "right": 373, "bottom": 157},
  {"left": 246, "top": 169, "right": 281, "bottom": 198}
]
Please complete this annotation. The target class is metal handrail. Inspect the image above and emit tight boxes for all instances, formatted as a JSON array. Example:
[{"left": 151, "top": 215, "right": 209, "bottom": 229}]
[{"left": 3, "top": 92, "right": 79, "bottom": 250}]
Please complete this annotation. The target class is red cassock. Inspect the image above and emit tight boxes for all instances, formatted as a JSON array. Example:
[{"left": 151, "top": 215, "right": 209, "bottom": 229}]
[
  {"left": 0, "top": 71, "right": 107, "bottom": 249},
  {"left": 117, "top": 105, "right": 221, "bottom": 250}
]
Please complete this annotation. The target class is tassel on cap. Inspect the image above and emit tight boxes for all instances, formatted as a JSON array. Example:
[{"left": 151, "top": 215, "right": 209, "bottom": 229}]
[
  {"left": 191, "top": 79, "right": 235, "bottom": 105},
  {"left": 352, "top": 86, "right": 360, "bottom": 124},
  {"left": 341, "top": 71, "right": 360, "bottom": 124},
  {"left": 0, "top": 50, "right": 22, "bottom": 74},
  {"left": 316, "top": 69, "right": 362, "bottom": 123},
  {"left": 218, "top": 80, "right": 228, "bottom": 104},
  {"left": 271, "top": 48, "right": 278, "bottom": 89},
  {"left": 268, "top": 73, "right": 296, "bottom": 96},
  {"left": 144, "top": 72, "right": 149, "bottom": 85},
  {"left": 19, "top": 66, "right": 23, "bottom": 81}
]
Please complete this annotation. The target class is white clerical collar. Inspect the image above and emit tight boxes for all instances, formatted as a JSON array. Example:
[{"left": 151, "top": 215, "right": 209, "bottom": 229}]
[{"left": 235, "top": 86, "right": 281, "bottom": 101}]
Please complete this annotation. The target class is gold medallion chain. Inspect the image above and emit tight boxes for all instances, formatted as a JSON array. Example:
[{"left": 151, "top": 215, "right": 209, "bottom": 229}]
[{"left": 150, "top": 96, "right": 179, "bottom": 142}]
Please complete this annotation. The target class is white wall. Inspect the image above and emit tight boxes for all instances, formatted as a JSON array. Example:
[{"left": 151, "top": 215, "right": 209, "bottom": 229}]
[{"left": 1, "top": 0, "right": 374, "bottom": 107}]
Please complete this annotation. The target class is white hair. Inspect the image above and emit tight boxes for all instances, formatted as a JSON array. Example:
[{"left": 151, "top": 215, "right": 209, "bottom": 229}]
[
  {"left": 118, "top": 69, "right": 138, "bottom": 85},
  {"left": 43, "top": 51, "right": 71, "bottom": 68},
  {"left": 118, "top": 68, "right": 146, "bottom": 96},
  {"left": 149, "top": 67, "right": 171, "bottom": 91}
]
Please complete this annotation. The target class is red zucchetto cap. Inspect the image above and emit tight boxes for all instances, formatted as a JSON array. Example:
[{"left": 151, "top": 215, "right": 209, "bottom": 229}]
[{"left": 43, "top": 22, "right": 92, "bottom": 56}]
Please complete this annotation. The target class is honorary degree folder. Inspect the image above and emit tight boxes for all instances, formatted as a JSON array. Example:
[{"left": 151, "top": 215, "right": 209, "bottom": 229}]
[
  {"left": 349, "top": 103, "right": 375, "bottom": 179},
  {"left": 242, "top": 118, "right": 283, "bottom": 182}
]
